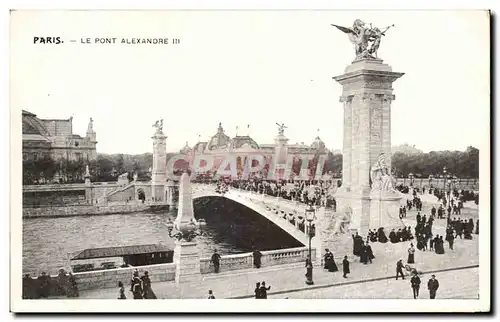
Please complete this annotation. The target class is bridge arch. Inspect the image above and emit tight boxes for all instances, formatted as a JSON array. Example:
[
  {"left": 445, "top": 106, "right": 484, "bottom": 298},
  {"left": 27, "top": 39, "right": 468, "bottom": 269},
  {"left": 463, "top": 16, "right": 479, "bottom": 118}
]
[{"left": 191, "top": 186, "right": 308, "bottom": 245}]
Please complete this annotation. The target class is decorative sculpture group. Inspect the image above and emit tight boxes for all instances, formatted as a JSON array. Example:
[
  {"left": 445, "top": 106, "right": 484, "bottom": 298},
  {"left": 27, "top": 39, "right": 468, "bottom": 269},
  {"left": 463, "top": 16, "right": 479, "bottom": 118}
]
[
  {"left": 276, "top": 123, "right": 287, "bottom": 135},
  {"left": 370, "top": 153, "right": 397, "bottom": 194},
  {"left": 152, "top": 119, "right": 164, "bottom": 133},
  {"left": 332, "top": 19, "right": 394, "bottom": 61}
]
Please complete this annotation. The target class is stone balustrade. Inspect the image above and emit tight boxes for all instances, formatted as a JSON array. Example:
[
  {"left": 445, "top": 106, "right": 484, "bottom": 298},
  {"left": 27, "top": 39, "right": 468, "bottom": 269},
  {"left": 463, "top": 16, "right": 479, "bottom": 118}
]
[{"left": 200, "top": 246, "right": 315, "bottom": 274}]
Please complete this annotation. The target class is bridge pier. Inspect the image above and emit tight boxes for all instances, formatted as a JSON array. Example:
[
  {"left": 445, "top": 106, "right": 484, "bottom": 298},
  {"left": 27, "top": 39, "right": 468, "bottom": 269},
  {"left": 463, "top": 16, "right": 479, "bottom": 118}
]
[{"left": 174, "top": 241, "right": 201, "bottom": 284}]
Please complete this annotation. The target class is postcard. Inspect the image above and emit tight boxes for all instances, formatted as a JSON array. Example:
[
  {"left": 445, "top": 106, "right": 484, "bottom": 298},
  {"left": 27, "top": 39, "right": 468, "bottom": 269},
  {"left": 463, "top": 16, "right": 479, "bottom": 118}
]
[{"left": 10, "top": 9, "right": 490, "bottom": 313}]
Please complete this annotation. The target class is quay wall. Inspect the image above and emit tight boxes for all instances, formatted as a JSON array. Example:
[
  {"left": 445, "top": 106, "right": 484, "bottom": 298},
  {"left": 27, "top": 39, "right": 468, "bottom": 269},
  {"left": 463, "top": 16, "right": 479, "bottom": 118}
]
[{"left": 23, "top": 204, "right": 153, "bottom": 218}]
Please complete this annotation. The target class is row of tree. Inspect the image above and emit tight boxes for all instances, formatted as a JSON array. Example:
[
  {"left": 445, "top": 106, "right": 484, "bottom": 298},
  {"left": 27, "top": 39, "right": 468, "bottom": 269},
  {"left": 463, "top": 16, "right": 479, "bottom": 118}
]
[{"left": 22, "top": 147, "right": 479, "bottom": 185}]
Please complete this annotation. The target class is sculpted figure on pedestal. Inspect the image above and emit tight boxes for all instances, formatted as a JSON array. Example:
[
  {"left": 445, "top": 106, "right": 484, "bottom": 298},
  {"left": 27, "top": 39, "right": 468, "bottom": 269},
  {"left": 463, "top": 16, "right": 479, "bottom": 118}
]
[
  {"left": 331, "top": 19, "right": 394, "bottom": 60},
  {"left": 152, "top": 119, "right": 164, "bottom": 134},
  {"left": 276, "top": 123, "right": 287, "bottom": 136},
  {"left": 370, "top": 153, "right": 397, "bottom": 194}
]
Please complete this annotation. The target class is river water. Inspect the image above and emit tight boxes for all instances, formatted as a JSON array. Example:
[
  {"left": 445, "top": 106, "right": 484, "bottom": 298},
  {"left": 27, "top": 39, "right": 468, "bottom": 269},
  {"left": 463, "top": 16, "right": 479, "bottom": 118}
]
[{"left": 22, "top": 197, "right": 303, "bottom": 275}]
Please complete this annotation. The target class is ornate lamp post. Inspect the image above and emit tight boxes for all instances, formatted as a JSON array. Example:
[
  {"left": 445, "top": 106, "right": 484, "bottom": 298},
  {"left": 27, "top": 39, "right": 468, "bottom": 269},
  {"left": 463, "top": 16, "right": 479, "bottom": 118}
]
[
  {"left": 305, "top": 204, "right": 316, "bottom": 285},
  {"left": 408, "top": 173, "right": 415, "bottom": 187},
  {"left": 442, "top": 166, "right": 447, "bottom": 191}
]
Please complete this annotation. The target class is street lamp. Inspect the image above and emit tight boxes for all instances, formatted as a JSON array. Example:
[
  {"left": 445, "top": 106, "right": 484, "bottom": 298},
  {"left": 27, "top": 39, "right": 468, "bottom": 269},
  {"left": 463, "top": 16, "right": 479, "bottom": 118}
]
[
  {"left": 442, "top": 167, "right": 447, "bottom": 191},
  {"left": 408, "top": 173, "right": 415, "bottom": 187},
  {"left": 305, "top": 204, "right": 316, "bottom": 285}
]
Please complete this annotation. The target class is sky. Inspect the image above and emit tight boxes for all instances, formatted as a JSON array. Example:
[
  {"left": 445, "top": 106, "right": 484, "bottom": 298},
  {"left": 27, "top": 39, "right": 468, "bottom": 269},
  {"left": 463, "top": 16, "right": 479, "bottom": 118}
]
[{"left": 10, "top": 10, "right": 490, "bottom": 154}]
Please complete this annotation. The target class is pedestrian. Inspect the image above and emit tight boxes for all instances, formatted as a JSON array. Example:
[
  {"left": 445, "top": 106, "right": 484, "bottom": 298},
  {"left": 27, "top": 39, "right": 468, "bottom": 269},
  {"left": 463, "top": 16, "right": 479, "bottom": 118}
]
[
  {"left": 117, "top": 281, "right": 126, "bottom": 299},
  {"left": 396, "top": 259, "right": 405, "bottom": 280},
  {"left": 141, "top": 271, "right": 157, "bottom": 299},
  {"left": 259, "top": 281, "right": 271, "bottom": 299},
  {"left": 208, "top": 290, "right": 216, "bottom": 299},
  {"left": 410, "top": 272, "right": 421, "bottom": 299},
  {"left": 211, "top": 249, "right": 221, "bottom": 273},
  {"left": 37, "top": 272, "right": 50, "bottom": 299},
  {"left": 427, "top": 275, "right": 440, "bottom": 299},
  {"left": 252, "top": 248, "right": 263, "bottom": 269},
  {"left": 342, "top": 255, "right": 350, "bottom": 278},
  {"left": 67, "top": 272, "right": 79, "bottom": 297},
  {"left": 365, "top": 242, "right": 375, "bottom": 263},
  {"left": 323, "top": 248, "right": 339, "bottom": 272},
  {"left": 130, "top": 271, "right": 143, "bottom": 299},
  {"left": 254, "top": 282, "right": 261, "bottom": 299},
  {"left": 407, "top": 243, "right": 416, "bottom": 264}
]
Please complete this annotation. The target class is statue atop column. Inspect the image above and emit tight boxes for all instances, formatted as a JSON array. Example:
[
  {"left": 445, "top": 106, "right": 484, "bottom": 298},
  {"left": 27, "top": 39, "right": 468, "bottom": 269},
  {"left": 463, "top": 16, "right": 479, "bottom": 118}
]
[
  {"left": 370, "top": 153, "right": 397, "bottom": 193},
  {"left": 276, "top": 122, "right": 287, "bottom": 136},
  {"left": 152, "top": 119, "right": 164, "bottom": 134},
  {"left": 331, "top": 20, "right": 394, "bottom": 60}
]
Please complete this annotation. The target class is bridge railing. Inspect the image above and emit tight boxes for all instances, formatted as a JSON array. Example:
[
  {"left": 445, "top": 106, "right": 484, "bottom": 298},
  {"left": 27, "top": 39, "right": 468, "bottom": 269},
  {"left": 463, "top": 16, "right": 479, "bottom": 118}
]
[{"left": 200, "top": 246, "right": 315, "bottom": 274}]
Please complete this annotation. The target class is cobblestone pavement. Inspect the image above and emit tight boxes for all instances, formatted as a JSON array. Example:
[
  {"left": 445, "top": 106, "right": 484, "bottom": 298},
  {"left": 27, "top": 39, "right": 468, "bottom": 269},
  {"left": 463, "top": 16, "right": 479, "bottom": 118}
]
[{"left": 270, "top": 267, "right": 479, "bottom": 299}]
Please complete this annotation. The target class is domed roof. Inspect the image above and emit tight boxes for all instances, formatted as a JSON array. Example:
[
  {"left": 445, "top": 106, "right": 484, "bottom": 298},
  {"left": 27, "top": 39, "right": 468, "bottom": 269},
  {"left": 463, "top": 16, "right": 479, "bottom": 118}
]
[
  {"left": 22, "top": 110, "right": 51, "bottom": 137},
  {"left": 310, "top": 136, "right": 326, "bottom": 150},
  {"left": 230, "top": 135, "right": 259, "bottom": 150},
  {"left": 180, "top": 141, "right": 192, "bottom": 154},
  {"left": 193, "top": 141, "right": 207, "bottom": 153},
  {"left": 206, "top": 123, "right": 231, "bottom": 151}
]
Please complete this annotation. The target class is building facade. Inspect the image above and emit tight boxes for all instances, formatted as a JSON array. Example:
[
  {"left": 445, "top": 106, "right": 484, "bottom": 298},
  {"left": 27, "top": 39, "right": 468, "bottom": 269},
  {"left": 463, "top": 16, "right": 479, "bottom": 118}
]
[
  {"left": 22, "top": 110, "right": 97, "bottom": 162},
  {"left": 179, "top": 123, "right": 329, "bottom": 179}
]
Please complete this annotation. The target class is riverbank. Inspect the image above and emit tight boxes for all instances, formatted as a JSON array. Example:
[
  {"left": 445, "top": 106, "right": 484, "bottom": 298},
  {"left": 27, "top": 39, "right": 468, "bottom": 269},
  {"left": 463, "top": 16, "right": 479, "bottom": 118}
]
[{"left": 22, "top": 203, "right": 170, "bottom": 218}]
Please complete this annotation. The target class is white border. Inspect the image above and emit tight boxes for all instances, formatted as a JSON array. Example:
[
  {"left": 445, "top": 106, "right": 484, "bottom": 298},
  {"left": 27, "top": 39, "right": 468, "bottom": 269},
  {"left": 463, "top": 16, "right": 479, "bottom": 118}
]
[{"left": 5, "top": 0, "right": 496, "bottom": 316}]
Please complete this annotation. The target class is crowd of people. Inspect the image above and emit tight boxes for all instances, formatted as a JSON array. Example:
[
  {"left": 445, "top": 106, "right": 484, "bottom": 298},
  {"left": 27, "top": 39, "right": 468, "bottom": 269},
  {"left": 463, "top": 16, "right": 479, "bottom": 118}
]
[
  {"left": 119, "top": 269, "right": 157, "bottom": 299},
  {"left": 22, "top": 269, "right": 79, "bottom": 299},
  {"left": 206, "top": 178, "right": 339, "bottom": 210}
]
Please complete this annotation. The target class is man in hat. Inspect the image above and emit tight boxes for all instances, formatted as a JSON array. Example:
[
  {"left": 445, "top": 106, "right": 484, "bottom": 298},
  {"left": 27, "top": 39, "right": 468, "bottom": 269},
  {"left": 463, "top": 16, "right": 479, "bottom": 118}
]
[
  {"left": 396, "top": 259, "right": 405, "bottom": 280},
  {"left": 211, "top": 249, "right": 221, "bottom": 273},
  {"left": 342, "top": 256, "right": 350, "bottom": 278},
  {"left": 410, "top": 271, "right": 421, "bottom": 299},
  {"left": 427, "top": 274, "right": 440, "bottom": 299}
]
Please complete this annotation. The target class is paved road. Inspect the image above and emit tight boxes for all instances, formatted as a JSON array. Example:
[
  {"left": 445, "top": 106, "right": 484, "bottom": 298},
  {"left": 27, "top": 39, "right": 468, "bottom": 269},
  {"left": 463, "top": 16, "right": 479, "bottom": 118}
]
[{"left": 272, "top": 267, "right": 479, "bottom": 299}]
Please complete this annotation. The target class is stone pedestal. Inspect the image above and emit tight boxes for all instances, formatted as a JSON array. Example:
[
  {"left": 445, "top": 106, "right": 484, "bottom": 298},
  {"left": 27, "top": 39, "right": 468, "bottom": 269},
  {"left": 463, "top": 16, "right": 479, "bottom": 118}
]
[
  {"left": 333, "top": 59, "right": 404, "bottom": 236},
  {"left": 174, "top": 241, "right": 201, "bottom": 284},
  {"left": 369, "top": 191, "right": 403, "bottom": 229}
]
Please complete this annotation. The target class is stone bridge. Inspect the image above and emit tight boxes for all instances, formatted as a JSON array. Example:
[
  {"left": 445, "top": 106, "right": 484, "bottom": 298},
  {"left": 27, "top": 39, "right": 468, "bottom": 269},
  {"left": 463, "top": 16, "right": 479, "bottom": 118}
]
[{"left": 191, "top": 184, "right": 322, "bottom": 249}]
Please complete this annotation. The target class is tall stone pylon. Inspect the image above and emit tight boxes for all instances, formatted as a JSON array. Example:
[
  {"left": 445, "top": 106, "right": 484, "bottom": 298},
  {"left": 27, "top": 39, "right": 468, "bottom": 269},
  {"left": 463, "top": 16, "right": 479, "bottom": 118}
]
[
  {"left": 173, "top": 172, "right": 201, "bottom": 284},
  {"left": 334, "top": 58, "right": 404, "bottom": 235},
  {"left": 151, "top": 122, "right": 167, "bottom": 202}
]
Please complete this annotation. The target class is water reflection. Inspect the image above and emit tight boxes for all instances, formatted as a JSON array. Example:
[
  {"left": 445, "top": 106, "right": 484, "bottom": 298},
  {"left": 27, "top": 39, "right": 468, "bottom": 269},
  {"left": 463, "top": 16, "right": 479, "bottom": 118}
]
[{"left": 22, "top": 197, "right": 302, "bottom": 275}]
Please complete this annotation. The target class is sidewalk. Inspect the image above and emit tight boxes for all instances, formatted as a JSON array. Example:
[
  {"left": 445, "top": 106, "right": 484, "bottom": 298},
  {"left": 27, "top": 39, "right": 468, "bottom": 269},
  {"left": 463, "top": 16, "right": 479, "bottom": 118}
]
[{"left": 75, "top": 229, "right": 478, "bottom": 299}]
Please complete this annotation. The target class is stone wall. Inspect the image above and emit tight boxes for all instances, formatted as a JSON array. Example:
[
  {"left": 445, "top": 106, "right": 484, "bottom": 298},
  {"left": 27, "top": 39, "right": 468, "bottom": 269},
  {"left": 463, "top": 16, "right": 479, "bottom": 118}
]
[
  {"left": 71, "top": 247, "right": 315, "bottom": 291},
  {"left": 74, "top": 263, "right": 176, "bottom": 291},
  {"left": 23, "top": 204, "right": 151, "bottom": 218},
  {"left": 200, "top": 246, "right": 315, "bottom": 274}
]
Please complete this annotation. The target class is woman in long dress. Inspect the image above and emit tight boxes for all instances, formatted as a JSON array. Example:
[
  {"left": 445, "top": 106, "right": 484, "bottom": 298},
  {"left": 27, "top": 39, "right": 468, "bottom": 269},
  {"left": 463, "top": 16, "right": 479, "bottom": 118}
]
[
  {"left": 323, "top": 249, "right": 339, "bottom": 272},
  {"left": 378, "top": 227, "right": 388, "bottom": 243},
  {"left": 407, "top": 243, "right": 416, "bottom": 264},
  {"left": 141, "top": 271, "right": 157, "bottom": 299}
]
